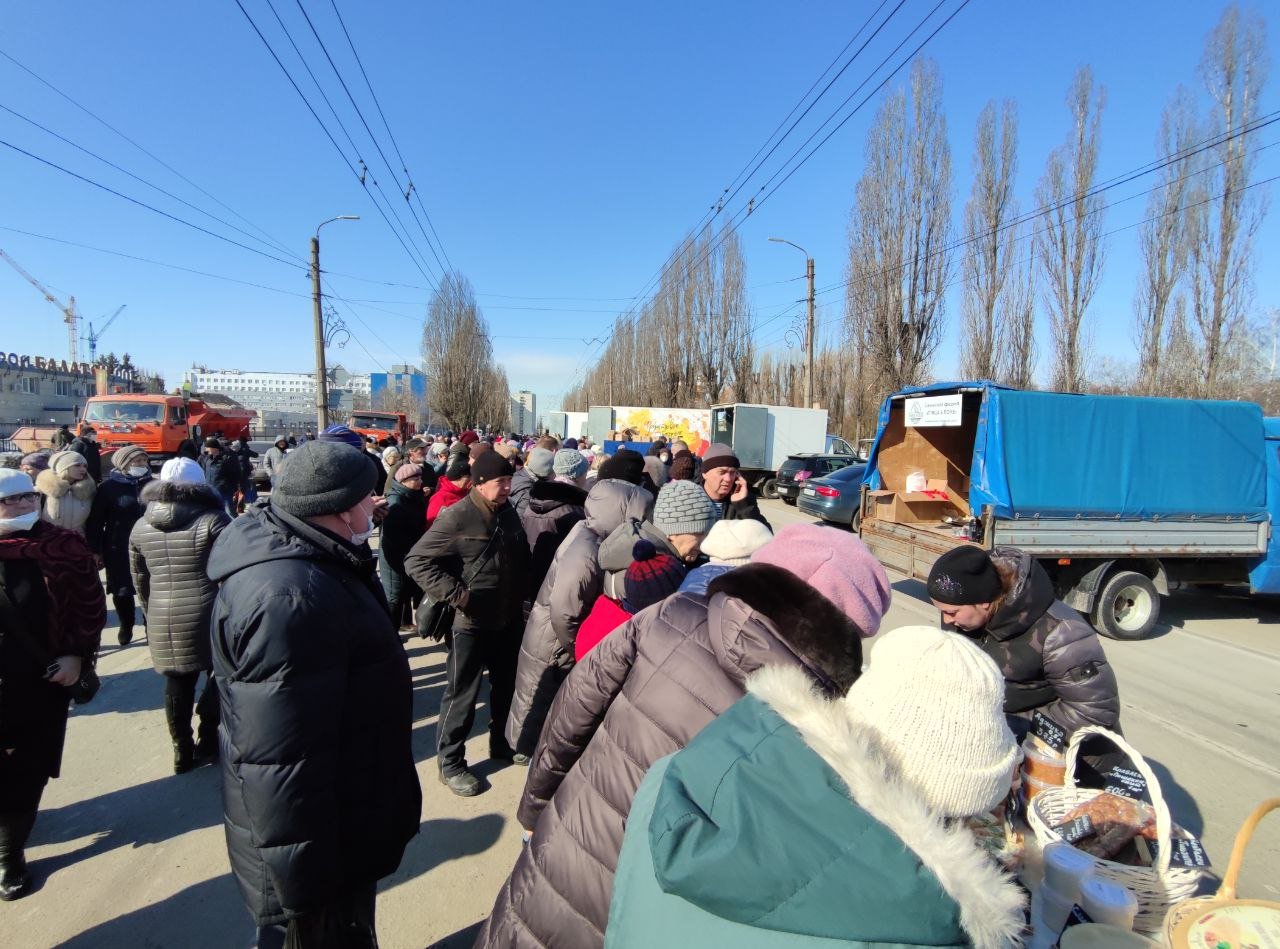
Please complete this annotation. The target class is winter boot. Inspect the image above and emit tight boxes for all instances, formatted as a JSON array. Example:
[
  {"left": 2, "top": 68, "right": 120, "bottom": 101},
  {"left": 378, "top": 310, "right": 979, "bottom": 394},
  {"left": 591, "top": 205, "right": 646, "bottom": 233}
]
[
  {"left": 193, "top": 677, "right": 220, "bottom": 762},
  {"left": 163, "top": 686, "right": 195, "bottom": 774},
  {"left": 115, "top": 594, "right": 136, "bottom": 647},
  {"left": 0, "top": 810, "right": 36, "bottom": 901}
]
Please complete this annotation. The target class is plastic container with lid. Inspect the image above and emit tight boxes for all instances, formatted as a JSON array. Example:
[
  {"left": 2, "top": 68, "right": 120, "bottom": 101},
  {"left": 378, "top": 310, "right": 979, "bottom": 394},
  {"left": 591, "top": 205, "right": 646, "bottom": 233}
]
[
  {"left": 1022, "top": 735, "right": 1067, "bottom": 786},
  {"left": 1043, "top": 842, "right": 1095, "bottom": 905},
  {"left": 1032, "top": 883, "right": 1076, "bottom": 939},
  {"left": 1079, "top": 877, "right": 1139, "bottom": 931},
  {"left": 1059, "top": 923, "right": 1153, "bottom": 948}
]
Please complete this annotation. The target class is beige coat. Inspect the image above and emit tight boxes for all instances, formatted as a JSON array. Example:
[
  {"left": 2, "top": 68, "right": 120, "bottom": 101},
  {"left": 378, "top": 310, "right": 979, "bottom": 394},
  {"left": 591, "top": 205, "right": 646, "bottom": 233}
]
[{"left": 36, "top": 468, "right": 96, "bottom": 535}]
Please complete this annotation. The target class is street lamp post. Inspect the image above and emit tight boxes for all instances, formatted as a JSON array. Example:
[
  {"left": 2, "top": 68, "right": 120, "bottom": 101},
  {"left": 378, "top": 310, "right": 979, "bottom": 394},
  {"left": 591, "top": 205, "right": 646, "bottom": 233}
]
[
  {"left": 312, "top": 215, "right": 359, "bottom": 432},
  {"left": 768, "top": 237, "right": 816, "bottom": 409}
]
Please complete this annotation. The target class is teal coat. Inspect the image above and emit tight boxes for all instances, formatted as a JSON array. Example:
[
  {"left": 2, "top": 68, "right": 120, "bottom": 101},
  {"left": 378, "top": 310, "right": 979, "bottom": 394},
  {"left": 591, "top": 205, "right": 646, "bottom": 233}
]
[{"left": 607, "top": 665, "right": 1025, "bottom": 949}]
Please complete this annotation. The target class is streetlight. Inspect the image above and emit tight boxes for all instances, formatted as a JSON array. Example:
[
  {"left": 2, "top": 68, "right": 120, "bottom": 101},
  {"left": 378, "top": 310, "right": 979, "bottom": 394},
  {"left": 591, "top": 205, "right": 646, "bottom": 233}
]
[
  {"left": 312, "top": 215, "right": 360, "bottom": 431},
  {"left": 768, "top": 237, "right": 816, "bottom": 410}
]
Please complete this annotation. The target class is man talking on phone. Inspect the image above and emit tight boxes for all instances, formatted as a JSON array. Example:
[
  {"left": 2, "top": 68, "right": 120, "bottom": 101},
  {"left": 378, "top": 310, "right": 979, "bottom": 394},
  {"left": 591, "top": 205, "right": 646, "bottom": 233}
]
[{"left": 698, "top": 443, "right": 771, "bottom": 529}]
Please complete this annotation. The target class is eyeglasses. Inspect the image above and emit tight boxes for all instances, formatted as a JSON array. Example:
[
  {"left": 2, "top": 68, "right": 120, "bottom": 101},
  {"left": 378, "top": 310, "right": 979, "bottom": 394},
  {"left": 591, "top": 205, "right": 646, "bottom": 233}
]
[{"left": 0, "top": 492, "right": 40, "bottom": 507}]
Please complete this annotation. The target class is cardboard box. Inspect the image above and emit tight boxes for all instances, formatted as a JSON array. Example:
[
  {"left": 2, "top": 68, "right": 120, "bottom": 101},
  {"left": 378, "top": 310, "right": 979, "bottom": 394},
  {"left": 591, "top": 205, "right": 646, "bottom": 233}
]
[{"left": 868, "top": 478, "right": 965, "bottom": 525}]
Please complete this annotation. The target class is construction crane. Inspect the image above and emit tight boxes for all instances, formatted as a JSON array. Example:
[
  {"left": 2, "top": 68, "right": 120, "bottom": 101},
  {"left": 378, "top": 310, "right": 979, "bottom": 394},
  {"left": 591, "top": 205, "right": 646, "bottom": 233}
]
[
  {"left": 83, "top": 304, "right": 126, "bottom": 363},
  {"left": 0, "top": 248, "right": 80, "bottom": 363}
]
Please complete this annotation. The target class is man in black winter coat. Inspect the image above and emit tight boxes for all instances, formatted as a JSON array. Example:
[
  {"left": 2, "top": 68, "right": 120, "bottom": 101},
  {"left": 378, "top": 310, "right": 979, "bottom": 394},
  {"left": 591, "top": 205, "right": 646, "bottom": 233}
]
[
  {"left": 699, "top": 442, "right": 772, "bottom": 528},
  {"left": 198, "top": 437, "right": 242, "bottom": 517},
  {"left": 406, "top": 451, "right": 530, "bottom": 796},
  {"left": 207, "top": 440, "right": 421, "bottom": 948},
  {"left": 67, "top": 422, "right": 102, "bottom": 483}
]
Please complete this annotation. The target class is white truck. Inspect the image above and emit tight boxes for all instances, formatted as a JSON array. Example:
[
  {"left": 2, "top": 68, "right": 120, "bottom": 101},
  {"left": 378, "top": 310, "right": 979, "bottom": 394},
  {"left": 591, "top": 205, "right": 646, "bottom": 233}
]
[{"left": 587, "top": 402, "right": 851, "bottom": 491}]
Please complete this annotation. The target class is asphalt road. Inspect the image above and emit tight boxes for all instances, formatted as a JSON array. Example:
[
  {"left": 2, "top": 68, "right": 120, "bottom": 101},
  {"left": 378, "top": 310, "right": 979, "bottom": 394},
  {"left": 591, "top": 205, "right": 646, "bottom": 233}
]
[{"left": 6, "top": 497, "right": 1277, "bottom": 948}]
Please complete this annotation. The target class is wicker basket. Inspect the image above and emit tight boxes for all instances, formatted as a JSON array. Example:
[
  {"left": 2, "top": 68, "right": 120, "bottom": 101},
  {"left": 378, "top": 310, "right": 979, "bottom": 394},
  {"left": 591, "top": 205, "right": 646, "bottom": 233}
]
[
  {"left": 1163, "top": 797, "right": 1280, "bottom": 947},
  {"left": 1026, "top": 726, "right": 1207, "bottom": 933}
]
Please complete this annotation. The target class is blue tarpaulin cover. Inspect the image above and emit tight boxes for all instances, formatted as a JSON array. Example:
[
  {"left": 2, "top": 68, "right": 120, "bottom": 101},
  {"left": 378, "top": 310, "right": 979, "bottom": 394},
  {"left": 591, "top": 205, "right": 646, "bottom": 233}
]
[
  {"left": 1249, "top": 419, "right": 1280, "bottom": 594},
  {"left": 866, "top": 382, "right": 1269, "bottom": 521}
]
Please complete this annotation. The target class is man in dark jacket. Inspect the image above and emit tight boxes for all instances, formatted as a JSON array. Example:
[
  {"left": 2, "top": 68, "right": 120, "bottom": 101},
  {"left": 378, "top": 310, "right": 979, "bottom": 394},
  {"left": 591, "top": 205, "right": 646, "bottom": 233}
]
[
  {"left": 207, "top": 440, "right": 421, "bottom": 948},
  {"left": 67, "top": 422, "right": 102, "bottom": 483},
  {"left": 198, "top": 437, "right": 242, "bottom": 517},
  {"left": 405, "top": 451, "right": 530, "bottom": 796},
  {"left": 699, "top": 442, "right": 771, "bottom": 528},
  {"left": 510, "top": 447, "right": 553, "bottom": 519}
]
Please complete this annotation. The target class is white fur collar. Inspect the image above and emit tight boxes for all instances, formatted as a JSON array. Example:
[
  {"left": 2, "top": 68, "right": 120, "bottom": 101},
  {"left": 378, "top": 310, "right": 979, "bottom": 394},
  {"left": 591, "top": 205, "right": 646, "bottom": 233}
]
[{"left": 747, "top": 665, "right": 1026, "bottom": 949}]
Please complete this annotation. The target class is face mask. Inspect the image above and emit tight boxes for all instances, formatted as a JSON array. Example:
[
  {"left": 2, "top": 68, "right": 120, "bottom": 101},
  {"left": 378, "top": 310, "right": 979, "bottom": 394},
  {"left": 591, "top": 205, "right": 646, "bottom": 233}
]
[
  {"left": 0, "top": 511, "right": 40, "bottom": 534},
  {"left": 128, "top": 466, "right": 149, "bottom": 478},
  {"left": 349, "top": 515, "right": 375, "bottom": 546},
  {"left": 660, "top": 454, "right": 670, "bottom": 463}
]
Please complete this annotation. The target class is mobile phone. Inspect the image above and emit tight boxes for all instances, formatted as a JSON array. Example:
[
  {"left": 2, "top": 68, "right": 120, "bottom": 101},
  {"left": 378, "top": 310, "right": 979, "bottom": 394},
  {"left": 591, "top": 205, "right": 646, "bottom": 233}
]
[{"left": 45, "top": 662, "right": 61, "bottom": 678}]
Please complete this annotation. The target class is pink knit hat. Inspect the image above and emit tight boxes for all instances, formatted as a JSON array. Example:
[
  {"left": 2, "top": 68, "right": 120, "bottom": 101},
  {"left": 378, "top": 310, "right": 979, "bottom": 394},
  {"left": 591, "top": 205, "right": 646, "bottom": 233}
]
[{"left": 750, "top": 523, "right": 891, "bottom": 638}]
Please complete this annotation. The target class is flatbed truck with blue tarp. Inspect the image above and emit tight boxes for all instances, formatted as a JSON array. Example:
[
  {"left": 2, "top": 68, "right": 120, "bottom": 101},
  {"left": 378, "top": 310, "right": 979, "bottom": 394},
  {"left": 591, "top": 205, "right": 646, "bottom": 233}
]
[{"left": 858, "top": 381, "right": 1279, "bottom": 640}]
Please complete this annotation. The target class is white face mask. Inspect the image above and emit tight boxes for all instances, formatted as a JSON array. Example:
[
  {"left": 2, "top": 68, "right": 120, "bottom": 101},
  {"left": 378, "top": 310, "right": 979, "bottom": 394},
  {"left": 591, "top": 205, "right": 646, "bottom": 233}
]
[
  {"left": 349, "top": 515, "right": 375, "bottom": 546},
  {"left": 0, "top": 511, "right": 40, "bottom": 534},
  {"left": 128, "top": 466, "right": 149, "bottom": 478}
]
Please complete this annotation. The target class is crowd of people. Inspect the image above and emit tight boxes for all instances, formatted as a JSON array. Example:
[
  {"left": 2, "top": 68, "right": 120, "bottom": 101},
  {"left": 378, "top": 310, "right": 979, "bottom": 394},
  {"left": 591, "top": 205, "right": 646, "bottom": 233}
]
[{"left": 0, "top": 422, "right": 1123, "bottom": 948}]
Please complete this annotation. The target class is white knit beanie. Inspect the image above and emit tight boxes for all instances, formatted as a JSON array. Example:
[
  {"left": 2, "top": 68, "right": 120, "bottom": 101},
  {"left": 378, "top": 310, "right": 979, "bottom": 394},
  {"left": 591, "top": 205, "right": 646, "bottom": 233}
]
[
  {"left": 845, "top": 625, "right": 1017, "bottom": 818},
  {"left": 160, "top": 457, "right": 207, "bottom": 485},
  {"left": 700, "top": 519, "right": 774, "bottom": 565}
]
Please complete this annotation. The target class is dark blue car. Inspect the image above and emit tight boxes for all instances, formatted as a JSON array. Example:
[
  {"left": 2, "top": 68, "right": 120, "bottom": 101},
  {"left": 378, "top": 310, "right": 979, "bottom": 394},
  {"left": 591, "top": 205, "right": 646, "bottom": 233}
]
[{"left": 796, "top": 462, "right": 867, "bottom": 528}]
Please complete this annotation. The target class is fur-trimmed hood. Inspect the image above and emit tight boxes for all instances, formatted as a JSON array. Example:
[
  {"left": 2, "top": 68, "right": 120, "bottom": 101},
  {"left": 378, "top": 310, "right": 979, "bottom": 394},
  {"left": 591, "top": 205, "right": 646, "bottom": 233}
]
[
  {"left": 527, "top": 478, "right": 588, "bottom": 514},
  {"left": 642, "top": 664, "right": 1025, "bottom": 949},
  {"left": 708, "top": 563, "right": 863, "bottom": 695},
  {"left": 141, "top": 478, "right": 225, "bottom": 531},
  {"left": 36, "top": 467, "right": 96, "bottom": 502}
]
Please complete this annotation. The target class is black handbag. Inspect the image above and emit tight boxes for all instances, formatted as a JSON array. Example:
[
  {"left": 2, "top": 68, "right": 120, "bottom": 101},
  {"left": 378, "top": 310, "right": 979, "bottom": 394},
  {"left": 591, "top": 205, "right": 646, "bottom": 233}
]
[
  {"left": 68, "top": 660, "right": 101, "bottom": 705},
  {"left": 417, "top": 526, "right": 503, "bottom": 642}
]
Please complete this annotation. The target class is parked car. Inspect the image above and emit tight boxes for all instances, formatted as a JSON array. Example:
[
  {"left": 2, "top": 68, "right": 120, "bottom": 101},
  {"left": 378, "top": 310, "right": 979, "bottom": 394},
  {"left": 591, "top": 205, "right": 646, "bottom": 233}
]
[
  {"left": 797, "top": 463, "right": 867, "bottom": 526},
  {"left": 771, "top": 453, "right": 861, "bottom": 504}
]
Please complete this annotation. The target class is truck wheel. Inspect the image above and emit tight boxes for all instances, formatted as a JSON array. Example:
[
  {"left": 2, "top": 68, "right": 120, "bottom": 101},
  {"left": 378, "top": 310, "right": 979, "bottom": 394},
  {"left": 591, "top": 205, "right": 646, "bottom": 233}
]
[
  {"left": 761, "top": 478, "right": 778, "bottom": 500},
  {"left": 1092, "top": 570, "right": 1159, "bottom": 641}
]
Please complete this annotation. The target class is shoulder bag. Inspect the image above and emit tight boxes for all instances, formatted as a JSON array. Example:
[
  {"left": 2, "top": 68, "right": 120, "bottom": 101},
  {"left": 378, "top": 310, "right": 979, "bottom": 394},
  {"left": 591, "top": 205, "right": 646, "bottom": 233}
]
[{"left": 417, "top": 525, "right": 504, "bottom": 641}]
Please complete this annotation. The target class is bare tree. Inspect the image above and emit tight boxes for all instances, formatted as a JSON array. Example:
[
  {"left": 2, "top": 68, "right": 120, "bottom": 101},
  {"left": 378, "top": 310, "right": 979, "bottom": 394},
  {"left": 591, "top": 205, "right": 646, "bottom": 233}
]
[
  {"left": 1134, "top": 88, "right": 1198, "bottom": 394},
  {"left": 1003, "top": 235, "right": 1038, "bottom": 387},
  {"left": 420, "top": 272, "right": 502, "bottom": 430},
  {"left": 1036, "top": 67, "right": 1106, "bottom": 393},
  {"left": 846, "top": 57, "right": 953, "bottom": 394},
  {"left": 960, "top": 100, "right": 1019, "bottom": 380},
  {"left": 1187, "top": 3, "right": 1269, "bottom": 398}
]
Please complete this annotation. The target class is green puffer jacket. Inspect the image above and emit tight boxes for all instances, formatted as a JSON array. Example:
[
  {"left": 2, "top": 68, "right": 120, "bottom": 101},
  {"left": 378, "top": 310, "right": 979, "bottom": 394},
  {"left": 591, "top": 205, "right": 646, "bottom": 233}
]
[{"left": 607, "top": 665, "right": 1026, "bottom": 949}]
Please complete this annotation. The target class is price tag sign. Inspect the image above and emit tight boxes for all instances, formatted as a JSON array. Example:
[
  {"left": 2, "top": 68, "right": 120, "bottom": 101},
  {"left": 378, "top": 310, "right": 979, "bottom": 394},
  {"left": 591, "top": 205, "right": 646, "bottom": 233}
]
[
  {"left": 1031, "top": 710, "right": 1068, "bottom": 752},
  {"left": 1056, "top": 814, "right": 1095, "bottom": 844},
  {"left": 1102, "top": 764, "right": 1150, "bottom": 803},
  {"left": 1151, "top": 836, "right": 1212, "bottom": 868}
]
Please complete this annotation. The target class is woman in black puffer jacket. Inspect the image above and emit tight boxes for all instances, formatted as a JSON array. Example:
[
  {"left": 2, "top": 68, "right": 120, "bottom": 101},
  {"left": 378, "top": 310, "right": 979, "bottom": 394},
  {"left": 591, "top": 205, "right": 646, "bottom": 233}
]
[
  {"left": 378, "top": 463, "right": 432, "bottom": 630},
  {"left": 928, "top": 545, "right": 1120, "bottom": 737},
  {"left": 129, "top": 459, "right": 231, "bottom": 773}
]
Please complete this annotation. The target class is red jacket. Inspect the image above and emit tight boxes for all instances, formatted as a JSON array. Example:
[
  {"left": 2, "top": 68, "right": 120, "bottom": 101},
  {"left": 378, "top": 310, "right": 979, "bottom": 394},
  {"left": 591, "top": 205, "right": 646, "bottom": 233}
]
[
  {"left": 574, "top": 595, "right": 632, "bottom": 662},
  {"left": 425, "top": 478, "right": 470, "bottom": 530}
]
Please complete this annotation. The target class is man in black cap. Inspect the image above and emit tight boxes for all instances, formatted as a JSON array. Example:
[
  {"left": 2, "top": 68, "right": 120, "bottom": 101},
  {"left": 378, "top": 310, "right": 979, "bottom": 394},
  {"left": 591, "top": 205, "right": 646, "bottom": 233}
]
[
  {"left": 406, "top": 450, "right": 530, "bottom": 796},
  {"left": 207, "top": 440, "right": 421, "bottom": 947},
  {"left": 699, "top": 442, "right": 770, "bottom": 528},
  {"left": 199, "top": 436, "right": 243, "bottom": 517}
]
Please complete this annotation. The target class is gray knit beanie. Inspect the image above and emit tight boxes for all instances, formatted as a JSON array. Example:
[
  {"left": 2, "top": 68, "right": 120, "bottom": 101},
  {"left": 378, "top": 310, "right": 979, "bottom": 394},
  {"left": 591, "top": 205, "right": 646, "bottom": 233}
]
[
  {"left": 553, "top": 448, "right": 589, "bottom": 480},
  {"left": 653, "top": 479, "right": 720, "bottom": 537},
  {"left": 271, "top": 440, "right": 375, "bottom": 517},
  {"left": 526, "top": 447, "right": 555, "bottom": 478}
]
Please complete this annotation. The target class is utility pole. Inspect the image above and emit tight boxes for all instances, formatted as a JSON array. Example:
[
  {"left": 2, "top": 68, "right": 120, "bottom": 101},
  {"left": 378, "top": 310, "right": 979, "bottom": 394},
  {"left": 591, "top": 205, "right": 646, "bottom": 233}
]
[
  {"left": 311, "top": 216, "right": 359, "bottom": 433},
  {"left": 804, "top": 255, "right": 815, "bottom": 410},
  {"left": 768, "top": 237, "right": 815, "bottom": 408}
]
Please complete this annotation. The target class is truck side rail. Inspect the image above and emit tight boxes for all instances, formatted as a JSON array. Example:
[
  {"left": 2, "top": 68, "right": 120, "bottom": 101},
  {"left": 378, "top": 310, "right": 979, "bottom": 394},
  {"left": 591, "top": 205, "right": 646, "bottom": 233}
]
[{"left": 990, "top": 518, "right": 1267, "bottom": 557}]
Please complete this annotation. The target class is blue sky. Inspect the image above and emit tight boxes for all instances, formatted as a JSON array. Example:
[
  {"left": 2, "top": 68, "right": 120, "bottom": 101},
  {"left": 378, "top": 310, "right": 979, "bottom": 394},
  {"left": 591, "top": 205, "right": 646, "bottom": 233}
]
[{"left": 1, "top": 1, "right": 1276, "bottom": 414}]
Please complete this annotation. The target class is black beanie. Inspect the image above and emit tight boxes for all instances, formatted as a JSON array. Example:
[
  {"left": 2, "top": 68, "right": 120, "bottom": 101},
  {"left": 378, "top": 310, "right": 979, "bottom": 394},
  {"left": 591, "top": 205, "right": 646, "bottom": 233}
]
[
  {"left": 444, "top": 454, "right": 471, "bottom": 481},
  {"left": 926, "top": 546, "right": 1003, "bottom": 605},
  {"left": 271, "top": 441, "right": 375, "bottom": 517},
  {"left": 598, "top": 448, "right": 645, "bottom": 485},
  {"left": 471, "top": 451, "right": 514, "bottom": 485}
]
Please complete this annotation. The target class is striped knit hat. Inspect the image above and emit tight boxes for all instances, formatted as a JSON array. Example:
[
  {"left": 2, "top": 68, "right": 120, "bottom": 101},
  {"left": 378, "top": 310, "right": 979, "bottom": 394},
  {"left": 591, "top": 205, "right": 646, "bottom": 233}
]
[{"left": 623, "top": 540, "right": 688, "bottom": 613}]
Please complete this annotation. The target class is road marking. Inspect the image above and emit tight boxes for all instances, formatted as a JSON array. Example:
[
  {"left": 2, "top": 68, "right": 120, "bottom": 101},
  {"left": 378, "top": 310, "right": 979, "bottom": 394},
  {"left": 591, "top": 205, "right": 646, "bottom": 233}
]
[{"left": 1121, "top": 700, "right": 1280, "bottom": 779}]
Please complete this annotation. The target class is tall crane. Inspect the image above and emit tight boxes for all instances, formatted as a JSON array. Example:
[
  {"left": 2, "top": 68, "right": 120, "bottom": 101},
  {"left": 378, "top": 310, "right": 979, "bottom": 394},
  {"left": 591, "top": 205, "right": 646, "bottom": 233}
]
[
  {"left": 0, "top": 248, "right": 80, "bottom": 363},
  {"left": 83, "top": 304, "right": 126, "bottom": 363}
]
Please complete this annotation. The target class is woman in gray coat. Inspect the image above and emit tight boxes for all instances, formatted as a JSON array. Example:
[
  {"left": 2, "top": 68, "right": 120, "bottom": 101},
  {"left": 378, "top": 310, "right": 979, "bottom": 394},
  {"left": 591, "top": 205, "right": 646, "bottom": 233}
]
[
  {"left": 128, "top": 458, "right": 231, "bottom": 773},
  {"left": 504, "top": 478, "right": 652, "bottom": 757}
]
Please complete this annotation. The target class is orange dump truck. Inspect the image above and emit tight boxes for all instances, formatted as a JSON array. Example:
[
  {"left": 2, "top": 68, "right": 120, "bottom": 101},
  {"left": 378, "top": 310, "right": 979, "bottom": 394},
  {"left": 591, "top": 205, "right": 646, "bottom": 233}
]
[
  {"left": 347, "top": 411, "right": 413, "bottom": 444},
  {"left": 81, "top": 393, "right": 256, "bottom": 465}
]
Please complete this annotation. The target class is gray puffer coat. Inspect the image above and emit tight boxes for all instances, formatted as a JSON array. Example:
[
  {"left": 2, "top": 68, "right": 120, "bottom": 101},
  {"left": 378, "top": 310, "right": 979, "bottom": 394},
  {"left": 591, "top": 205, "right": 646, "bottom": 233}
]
[
  {"left": 477, "top": 563, "right": 864, "bottom": 949},
  {"left": 957, "top": 546, "right": 1120, "bottom": 735},
  {"left": 503, "top": 479, "right": 652, "bottom": 756},
  {"left": 128, "top": 480, "right": 230, "bottom": 674}
]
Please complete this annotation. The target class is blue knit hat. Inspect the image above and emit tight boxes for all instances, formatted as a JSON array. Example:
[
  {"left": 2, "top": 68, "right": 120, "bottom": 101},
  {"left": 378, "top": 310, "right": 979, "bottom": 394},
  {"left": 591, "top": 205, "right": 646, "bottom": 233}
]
[{"left": 318, "top": 424, "right": 363, "bottom": 451}]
